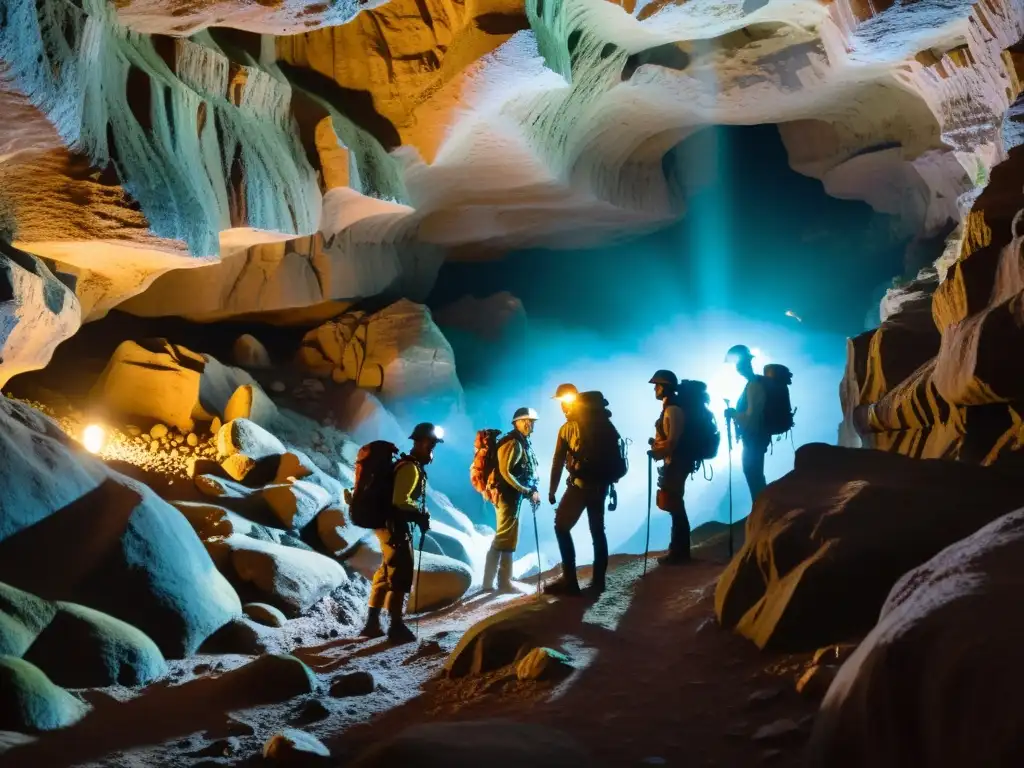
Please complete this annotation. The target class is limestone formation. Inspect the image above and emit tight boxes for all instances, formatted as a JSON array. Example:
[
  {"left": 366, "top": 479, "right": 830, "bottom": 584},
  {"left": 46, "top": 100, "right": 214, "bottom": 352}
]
[
  {"left": 808, "top": 509, "right": 1024, "bottom": 768},
  {"left": 0, "top": 243, "right": 80, "bottom": 387},
  {"left": 714, "top": 443, "right": 1024, "bottom": 650},
  {"left": 842, "top": 95, "right": 1024, "bottom": 466},
  {"left": 297, "top": 299, "right": 464, "bottom": 410},
  {"left": 91, "top": 341, "right": 278, "bottom": 432},
  {"left": 3, "top": 0, "right": 1024, "bottom": 324}
]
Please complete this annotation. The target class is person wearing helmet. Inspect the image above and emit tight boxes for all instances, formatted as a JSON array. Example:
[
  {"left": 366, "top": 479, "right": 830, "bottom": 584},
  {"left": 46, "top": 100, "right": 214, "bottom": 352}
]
[
  {"left": 648, "top": 369, "right": 692, "bottom": 564},
  {"left": 724, "top": 344, "right": 769, "bottom": 502},
  {"left": 482, "top": 407, "right": 541, "bottom": 593},
  {"left": 362, "top": 422, "right": 441, "bottom": 643},
  {"left": 553, "top": 382, "right": 578, "bottom": 417},
  {"left": 547, "top": 390, "right": 616, "bottom": 595}
]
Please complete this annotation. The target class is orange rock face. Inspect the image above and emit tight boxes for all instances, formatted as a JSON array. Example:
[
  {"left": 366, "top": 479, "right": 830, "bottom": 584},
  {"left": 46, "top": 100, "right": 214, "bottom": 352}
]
[{"left": 842, "top": 96, "right": 1024, "bottom": 466}]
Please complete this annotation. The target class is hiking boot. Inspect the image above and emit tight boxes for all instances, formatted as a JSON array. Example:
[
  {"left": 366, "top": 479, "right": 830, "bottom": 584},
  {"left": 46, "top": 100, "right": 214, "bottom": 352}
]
[
  {"left": 385, "top": 592, "right": 416, "bottom": 644},
  {"left": 360, "top": 608, "right": 384, "bottom": 638},
  {"left": 387, "top": 620, "right": 416, "bottom": 644},
  {"left": 543, "top": 577, "right": 581, "bottom": 596},
  {"left": 585, "top": 579, "right": 606, "bottom": 595},
  {"left": 496, "top": 552, "right": 526, "bottom": 594},
  {"left": 658, "top": 550, "right": 692, "bottom": 566},
  {"left": 481, "top": 548, "right": 500, "bottom": 592}
]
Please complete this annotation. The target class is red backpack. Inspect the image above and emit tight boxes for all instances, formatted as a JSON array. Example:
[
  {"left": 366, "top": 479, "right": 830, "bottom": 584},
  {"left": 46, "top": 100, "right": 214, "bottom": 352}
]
[{"left": 470, "top": 429, "right": 502, "bottom": 504}]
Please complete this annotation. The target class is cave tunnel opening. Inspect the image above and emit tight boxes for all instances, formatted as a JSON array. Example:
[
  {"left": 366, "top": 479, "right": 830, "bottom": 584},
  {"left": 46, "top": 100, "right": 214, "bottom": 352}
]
[{"left": 426, "top": 122, "right": 910, "bottom": 565}]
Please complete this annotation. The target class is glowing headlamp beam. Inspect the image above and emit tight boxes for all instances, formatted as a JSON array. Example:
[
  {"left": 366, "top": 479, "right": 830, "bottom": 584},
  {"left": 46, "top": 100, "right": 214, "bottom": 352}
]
[
  {"left": 433, "top": 425, "right": 445, "bottom": 440},
  {"left": 557, "top": 394, "right": 577, "bottom": 403}
]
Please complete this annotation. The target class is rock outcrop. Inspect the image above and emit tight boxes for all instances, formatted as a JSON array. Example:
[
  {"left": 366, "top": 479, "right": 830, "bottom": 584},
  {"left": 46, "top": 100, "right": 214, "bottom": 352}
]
[
  {"left": 714, "top": 443, "right": 1024, "bottom": 651},
  {"left": 296, "top": 300, "right": 464, "bottom": 412},
  {"left": 808, "top": 508, "right": 1024, "bottom": 768},
  {"left": 0, "top": 243, "right": 79, "bottom": 388},
  {"left": 843, "top": 94, "right": 1024, "bottom": 466},
  {"left": 0, "top": 396, "right": 241, "bottom": 658},
  {"left": 91, "top": 340, "right": 278, "bottom": 433}
]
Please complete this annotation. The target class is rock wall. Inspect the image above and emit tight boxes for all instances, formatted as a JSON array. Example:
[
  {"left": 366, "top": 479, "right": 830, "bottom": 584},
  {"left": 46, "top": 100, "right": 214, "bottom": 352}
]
[
  {"left": 3, "top": 0, "right": 1024, "bottom": 339},
  {"left": 841, "top": 94, "right": 1024, "bottom": 468}
]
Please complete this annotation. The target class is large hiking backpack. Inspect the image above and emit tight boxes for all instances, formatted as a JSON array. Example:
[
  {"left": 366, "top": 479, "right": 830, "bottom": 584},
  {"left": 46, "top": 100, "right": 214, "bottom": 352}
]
[
  {"left": 761, "top": 364, "right": 795, "bottom": 437},
  {"left": 470, "top": 428, "right": 503, "bottom": 504},
  {"left": 348, "top": 440, "right": 401, "bottom": 528},
  {"left": 673, "top": 380, "right": 720, "bottom": 472},
  {"left": 570, "top": 391, "right": 628, "bottom": 486}
]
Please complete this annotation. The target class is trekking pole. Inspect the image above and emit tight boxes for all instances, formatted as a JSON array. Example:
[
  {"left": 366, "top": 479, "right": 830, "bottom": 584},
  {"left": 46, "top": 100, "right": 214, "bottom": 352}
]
[
  {"left": 725, "top": 398, "right": 734, "bottom": 559},
  {"left": 531, "top": 498, "right": 542, "bottom": 596},
  {"left": 643, "top": 450, "right": 653, "bottom": 577},
  {"left": 413, "top": 494, "right": 426, "bottom": 638}
]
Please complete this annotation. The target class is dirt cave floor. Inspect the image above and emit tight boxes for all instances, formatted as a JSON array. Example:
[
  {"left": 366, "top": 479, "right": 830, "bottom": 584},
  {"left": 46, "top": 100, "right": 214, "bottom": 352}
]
[{"left": 2, "top": 550, "right": 823, "bottom": 768}]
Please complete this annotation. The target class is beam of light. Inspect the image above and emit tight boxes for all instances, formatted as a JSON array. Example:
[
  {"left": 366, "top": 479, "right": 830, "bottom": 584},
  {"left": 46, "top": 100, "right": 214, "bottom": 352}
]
[
  {"left": 82, "top": 424, "right": 106, "bottom": 454},
  {"left": 785, "top": 309, "right": 803, "bottom": 322},
  {"left": 433, "top": 425, "right": 446, "bottom": 440}
]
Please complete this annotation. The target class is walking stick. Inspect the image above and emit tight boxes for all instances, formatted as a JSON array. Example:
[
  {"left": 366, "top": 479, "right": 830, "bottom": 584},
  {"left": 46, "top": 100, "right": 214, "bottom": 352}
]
[
  {"left": 531, "top": 498, "right": 542, "bottom": 596},
  {"left": 643, "top": 451, "right": 653, "bottom": 577},
  {"left": 725, "top": 398, "right": 734, "bottom": 559},
  {"left": 413, "top": 493, "right": 426, "bottom": 638}
]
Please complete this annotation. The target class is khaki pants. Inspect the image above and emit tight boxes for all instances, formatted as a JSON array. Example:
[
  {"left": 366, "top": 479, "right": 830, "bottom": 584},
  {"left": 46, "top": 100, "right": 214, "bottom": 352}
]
[
  {"left": 368, "top": 528, "right": 414, "bottom": 609},
  {"left": 492, "top": 492, "right": 523, "bottom": 552}
]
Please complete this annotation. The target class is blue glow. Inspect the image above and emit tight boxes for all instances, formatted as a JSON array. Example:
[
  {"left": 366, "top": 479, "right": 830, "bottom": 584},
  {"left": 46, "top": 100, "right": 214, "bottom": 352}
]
[{"left": 448, "top": 310, "right": 845, "bottom": 570}]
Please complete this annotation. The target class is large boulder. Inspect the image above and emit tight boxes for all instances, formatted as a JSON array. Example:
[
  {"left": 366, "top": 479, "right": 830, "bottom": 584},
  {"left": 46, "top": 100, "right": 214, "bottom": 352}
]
[
  {"left": 296, "top": 299, "right": 464, "bottom": 409},
  {"left": 90, "top": 340, "right": 277, "bottom": 432},
  {"left": 348, "top": 538, "right": 471, "bottom": 612},
  {"left": 208, "top": 535, "right": 347, "bottom": 617},
  {"left": 0, "top": 242, "right": 80, "bottom": 388},
  {"left": 714, "top": 443, "right": 1024, "bottom": 650},
  {"left": 0, "top": 397, "right": 241, "bottom": 658},
  {"left": 445, "top": 601, "right": 549, "bottom": 679},
  {"left": 0, "top": 657, "right": 89, "bottom": 733},
  {"left": 23, "top": 603, "right": 166, "bottom": 688},
  {"left": 0, "top": 583, "right": 55, "bottom": 658},
  {"left": 347, "top": 720, "right": 594, "bottom": 767},
  {"left": 1, "top": 582, "right": 165, "bottom": 688},
  {"left": 807, "top": 508, "right": 1024, "bottom": 768}
]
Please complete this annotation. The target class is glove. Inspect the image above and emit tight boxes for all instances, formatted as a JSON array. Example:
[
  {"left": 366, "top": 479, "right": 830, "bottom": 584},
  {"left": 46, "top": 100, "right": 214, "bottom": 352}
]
[{"left": 548, "top": 491, "right": 557, "bottom": 506}]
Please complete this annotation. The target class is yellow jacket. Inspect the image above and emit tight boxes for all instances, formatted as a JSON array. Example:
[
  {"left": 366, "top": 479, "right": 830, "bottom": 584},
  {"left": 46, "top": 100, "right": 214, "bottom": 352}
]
[{"left": 391, "top": 459, "right": 424, "bottom": 522}]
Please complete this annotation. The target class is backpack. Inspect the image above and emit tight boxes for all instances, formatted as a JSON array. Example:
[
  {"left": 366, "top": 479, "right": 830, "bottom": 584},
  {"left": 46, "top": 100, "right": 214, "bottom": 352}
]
[
  {"left": 348, "top": 440, "right": 401, "bottom": 528},
  {"left": 569, "top": 391, "right": 628, "bottom": 486},
  {"left": 761, "top": 364, "right": 795, "bottom": 437},
  {"left": 672, "top": 380, "right": 720, "bottom": 472},
  {"left": 470, "top": 428, "right": 503, "bottom": 504}
]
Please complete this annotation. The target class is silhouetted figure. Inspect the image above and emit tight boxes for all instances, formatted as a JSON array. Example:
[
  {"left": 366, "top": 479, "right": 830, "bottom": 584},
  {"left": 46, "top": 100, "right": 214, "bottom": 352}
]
[
  {"left": 725, "top": 345, "right": 770, "bottom": 503},
  {"left": 547, "top": 388, "right": 625, "bottom": 595},
  {"left": 648, "top": 369, "right": 692, "bottom": 563}
]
